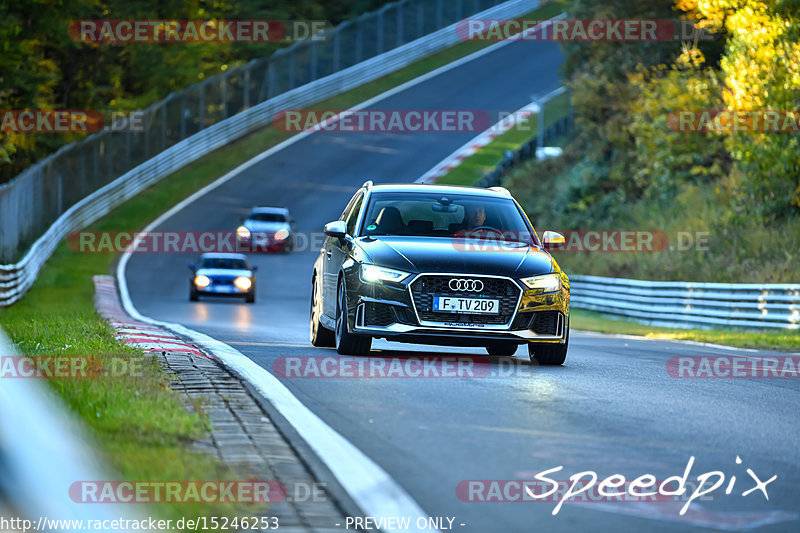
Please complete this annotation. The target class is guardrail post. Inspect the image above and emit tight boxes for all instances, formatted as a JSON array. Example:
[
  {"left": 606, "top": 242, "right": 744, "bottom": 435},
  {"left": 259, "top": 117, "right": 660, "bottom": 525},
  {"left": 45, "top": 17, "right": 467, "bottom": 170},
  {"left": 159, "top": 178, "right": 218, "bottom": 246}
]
[
  {"left": 180, "top": 94, "right": 187, "bottom": 139},
  {"left": 356, "top": 17, "right": 364, "bottom": 63},
  {"left": 125, "top": 125, "right": 132, "bottom": 169},
  {"left": 243, "top": 68, "right": 251, "bottom": 109},
  {"left": 310, "top": 40, "right": 318, "bottom": 81},
  {"left": 198, "top": 83, "right": 206, "bottom": 130},
  {"left": 106, "top": 135, "right": 113, "bottom": 178},
  {"left": 221, "top": 78, "right": 228, "bottom": 119},
  {"left": 377, "top": 9, "right": 385, "bottom": 54},
  {"left": 56, "top": 168, "right": 63, "bottom": 216},
  {"left": 417, "top": 0, "right": 424, "bottom": 38},
  {"left": 161, "top": 103, "right": 167, "bottom": 150},
  {"left": 143, "top": 110, "right": 150, "bottom": 158},
  {"left": 397, "top": 2, "right": 405, "bottom": 46},
  {"left": 333, "top": 30, "right": 341, "bottom": 72},
  {"left": 289, "top": 52, "right": 296, "bottom": 89}
]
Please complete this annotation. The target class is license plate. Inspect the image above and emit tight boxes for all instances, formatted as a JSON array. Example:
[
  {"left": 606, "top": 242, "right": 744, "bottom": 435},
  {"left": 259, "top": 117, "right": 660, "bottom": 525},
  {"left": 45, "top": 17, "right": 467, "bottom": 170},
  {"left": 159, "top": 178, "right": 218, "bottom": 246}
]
[
  {"left": 433, "top": 296, "right": 499, "bottom": 314},
  {"left": 212, "top": 285, "right": 236, "bottom": 293}
]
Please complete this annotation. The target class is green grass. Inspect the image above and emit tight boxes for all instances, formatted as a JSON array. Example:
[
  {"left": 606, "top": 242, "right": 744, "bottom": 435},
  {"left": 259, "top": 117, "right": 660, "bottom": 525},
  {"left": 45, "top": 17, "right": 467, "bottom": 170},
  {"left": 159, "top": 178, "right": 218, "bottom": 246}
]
[
  {"left": 0, "top": 1, "right": 568, "bottom": 523},
  {"left": 438, "top": 91, "right": 570, "bottom": 186},
  {"left": 571, "top": 309, "right": 799, "bottom": 351}
]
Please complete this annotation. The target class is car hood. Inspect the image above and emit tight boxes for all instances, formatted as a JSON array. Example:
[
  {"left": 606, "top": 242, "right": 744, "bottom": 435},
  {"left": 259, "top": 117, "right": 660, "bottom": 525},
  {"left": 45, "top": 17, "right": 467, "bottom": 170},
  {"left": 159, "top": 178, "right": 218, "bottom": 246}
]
[
  {"left": 356, "top": 236, "right": 553, "bottom": 277},
  {"left": 195, "top": 268, "right": 252, "bottom": 278}
]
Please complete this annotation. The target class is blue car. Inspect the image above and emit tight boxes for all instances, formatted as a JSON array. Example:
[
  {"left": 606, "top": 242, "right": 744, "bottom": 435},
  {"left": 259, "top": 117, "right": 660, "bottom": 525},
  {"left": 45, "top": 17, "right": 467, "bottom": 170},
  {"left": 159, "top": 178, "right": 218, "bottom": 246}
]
[{"left": 189, "top": 253, "right": 257, "bottom": 303}]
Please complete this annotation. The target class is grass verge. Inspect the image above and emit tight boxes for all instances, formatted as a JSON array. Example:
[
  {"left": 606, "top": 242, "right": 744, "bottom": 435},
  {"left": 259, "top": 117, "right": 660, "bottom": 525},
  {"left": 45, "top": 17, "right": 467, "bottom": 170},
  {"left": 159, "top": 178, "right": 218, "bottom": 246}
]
[
  {"left": 0, "top": 0, "right": 566, "bottom": 522},
  {"left": 437, "top": 90, "right": 571, "bottom": 186}
]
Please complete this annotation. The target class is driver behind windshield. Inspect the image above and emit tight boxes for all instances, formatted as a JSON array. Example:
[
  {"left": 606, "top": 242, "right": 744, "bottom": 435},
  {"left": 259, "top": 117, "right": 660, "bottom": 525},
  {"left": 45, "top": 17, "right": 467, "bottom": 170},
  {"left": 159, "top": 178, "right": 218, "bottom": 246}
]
[{"left": 450, "top": 203, "right": 488, "bottom": 235}]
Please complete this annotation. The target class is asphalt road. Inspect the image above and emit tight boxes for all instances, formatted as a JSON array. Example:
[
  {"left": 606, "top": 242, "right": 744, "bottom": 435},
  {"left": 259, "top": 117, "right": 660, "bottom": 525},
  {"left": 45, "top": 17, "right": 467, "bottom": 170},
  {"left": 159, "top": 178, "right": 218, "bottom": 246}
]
[{"left": 124, "top": 37, "right": 800, "bottom": 532}]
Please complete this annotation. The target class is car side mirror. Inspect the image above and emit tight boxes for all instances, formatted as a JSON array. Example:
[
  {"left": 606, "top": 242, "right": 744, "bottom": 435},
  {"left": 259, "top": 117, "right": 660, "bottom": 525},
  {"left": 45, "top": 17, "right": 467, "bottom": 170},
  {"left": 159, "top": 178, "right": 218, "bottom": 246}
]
[
  {"left": 251, "top": 265, "right": 258, "bottom": 272},
  {"left": 188, "top": 263, "right": 196, "bottom": 272},
  {"left": 542, "top": 231, "right": 565, "bottom": 249},
  {"left": 324, "top": 220, "right": 348, "bottom": 239}
]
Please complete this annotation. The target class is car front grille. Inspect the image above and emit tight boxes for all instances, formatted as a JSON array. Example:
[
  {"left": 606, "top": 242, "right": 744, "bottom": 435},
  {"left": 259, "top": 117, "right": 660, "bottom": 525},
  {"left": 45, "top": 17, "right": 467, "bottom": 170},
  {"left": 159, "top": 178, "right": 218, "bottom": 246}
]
[
  {"left": 364, "top": 302, "right": 395, "bottom": 327},
  {"left": 409, "top": 275, "right": 521, "bottom": 326}
]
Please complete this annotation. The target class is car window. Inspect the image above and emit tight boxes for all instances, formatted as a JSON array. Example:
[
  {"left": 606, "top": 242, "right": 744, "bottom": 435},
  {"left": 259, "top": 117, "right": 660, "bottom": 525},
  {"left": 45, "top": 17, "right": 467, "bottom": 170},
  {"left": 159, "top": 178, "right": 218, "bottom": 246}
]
[
  {"left": 248, "top": 213, "right": 286, "bottom": 223},
  {"left": 360, "top": 191, "right": 535, "bottom": 243},
  {"left": 200, "top": 258, "right": 249, "bottom": 270}
]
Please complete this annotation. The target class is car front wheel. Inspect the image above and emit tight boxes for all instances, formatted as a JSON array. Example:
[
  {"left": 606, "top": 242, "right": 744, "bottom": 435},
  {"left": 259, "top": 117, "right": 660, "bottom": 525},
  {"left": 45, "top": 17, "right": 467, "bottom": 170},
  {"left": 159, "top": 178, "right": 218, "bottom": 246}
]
[{"left": 335, "top": 279, "right": 371, "bottom": 355}]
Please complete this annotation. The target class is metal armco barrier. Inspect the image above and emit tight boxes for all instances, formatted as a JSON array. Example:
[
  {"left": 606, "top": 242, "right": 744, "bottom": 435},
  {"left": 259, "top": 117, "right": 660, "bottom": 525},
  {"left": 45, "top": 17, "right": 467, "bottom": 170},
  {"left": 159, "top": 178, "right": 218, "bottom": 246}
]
[
  {"left": 0, "top": 0, "right": 541, "bottom": 307},
  {"left": 0, "top": 329, "right": 144, "bottom": 528},
  {"left": 570, "top": 275, "right": 800, "bottom": 330}
]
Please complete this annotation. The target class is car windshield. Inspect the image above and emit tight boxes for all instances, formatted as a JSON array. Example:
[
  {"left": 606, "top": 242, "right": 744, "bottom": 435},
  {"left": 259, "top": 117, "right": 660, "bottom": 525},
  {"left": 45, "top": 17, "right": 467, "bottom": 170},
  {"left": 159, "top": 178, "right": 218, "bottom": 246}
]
[
  {"left": 359, "top": 191, "right": 536, "bottom": 243},
  {"left": 249, "top": 213, "right": 287, "bottom": 222},
  {"left": 200, "top": 258, "right": 249, "bottom": 270}
]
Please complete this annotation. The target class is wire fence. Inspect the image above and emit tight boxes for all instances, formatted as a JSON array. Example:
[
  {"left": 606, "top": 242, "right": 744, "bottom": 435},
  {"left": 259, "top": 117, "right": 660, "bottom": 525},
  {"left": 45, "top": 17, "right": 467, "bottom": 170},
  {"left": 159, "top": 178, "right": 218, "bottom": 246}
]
[{"left": 0, "top": 0, "right": 518, "bottom": 264}]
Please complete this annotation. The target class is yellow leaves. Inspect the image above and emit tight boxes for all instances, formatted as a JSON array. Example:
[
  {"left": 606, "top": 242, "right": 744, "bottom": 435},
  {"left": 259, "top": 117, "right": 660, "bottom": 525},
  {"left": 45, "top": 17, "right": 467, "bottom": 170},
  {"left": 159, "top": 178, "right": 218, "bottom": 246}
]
[{"left": 676, "top": 46, "right": 706, "bottom": 69}]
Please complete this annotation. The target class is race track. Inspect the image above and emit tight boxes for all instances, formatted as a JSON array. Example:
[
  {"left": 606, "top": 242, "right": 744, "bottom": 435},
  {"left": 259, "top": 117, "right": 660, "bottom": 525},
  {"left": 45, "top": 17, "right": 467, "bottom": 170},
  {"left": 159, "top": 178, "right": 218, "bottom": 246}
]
[{"left": 124, "top": 37, "right": 800, "bottom": 532}]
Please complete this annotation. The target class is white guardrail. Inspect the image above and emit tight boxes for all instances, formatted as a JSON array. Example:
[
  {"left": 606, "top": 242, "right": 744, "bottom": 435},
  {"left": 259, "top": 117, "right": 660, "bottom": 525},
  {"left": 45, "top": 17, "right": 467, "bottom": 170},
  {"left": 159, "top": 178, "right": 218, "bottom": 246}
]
[
  {"left": 0, "top": 329, "right": 146, "bottom": 529},
  {"left": 0, "top": 0, "right": 542, "bottom": 307},
  {"left": 570, "top": 275, "right": 800, "bottom": 330}
]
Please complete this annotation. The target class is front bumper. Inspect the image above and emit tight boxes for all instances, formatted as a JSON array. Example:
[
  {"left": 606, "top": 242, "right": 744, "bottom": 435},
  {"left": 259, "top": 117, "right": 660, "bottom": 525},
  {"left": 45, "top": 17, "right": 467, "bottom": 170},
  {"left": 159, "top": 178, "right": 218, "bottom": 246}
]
[
  {"left": 345, "top": 271, "right": 569, "bottom": 345},
  {"left": 236, "top": 234, "right": 289, "bottom": 253}
]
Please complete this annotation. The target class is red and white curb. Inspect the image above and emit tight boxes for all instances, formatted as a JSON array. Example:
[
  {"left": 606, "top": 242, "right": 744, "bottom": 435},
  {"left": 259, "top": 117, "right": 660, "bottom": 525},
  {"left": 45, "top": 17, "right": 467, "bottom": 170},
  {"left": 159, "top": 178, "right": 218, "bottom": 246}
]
[
  {"left": 416, "top": 101, "right": 540, "bottom": 184},
  {"left": 93, "top": 275, "right": 211, "bottom": 359}
]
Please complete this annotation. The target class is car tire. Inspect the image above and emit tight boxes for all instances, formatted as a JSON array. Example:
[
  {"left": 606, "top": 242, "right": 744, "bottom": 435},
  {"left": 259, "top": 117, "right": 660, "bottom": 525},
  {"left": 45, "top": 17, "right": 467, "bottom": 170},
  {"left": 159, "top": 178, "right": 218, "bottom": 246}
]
[
  {"left": 335, "top": 279, "right": 371, "bottom": 356},
  {"left": 282, "top": 239, "right": 293, "bottom": 254},
  {"left": 245, "top": 291, "right": 256, "bottom": 304},
  {"left": 528, "top": 318, "right": 569, "bottom": 365},
  {"left": 310, "top": 276, "right": 335, "bottom": 347},
  {"left": 485, "top": 343, "right": 518, "bottom": 356}
]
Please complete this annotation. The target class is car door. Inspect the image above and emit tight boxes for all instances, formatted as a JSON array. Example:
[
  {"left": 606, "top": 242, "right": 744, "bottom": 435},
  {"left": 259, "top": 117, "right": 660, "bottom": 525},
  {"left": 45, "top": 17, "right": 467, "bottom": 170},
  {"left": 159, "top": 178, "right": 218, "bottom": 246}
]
[{"left": 322, "top": 191, "right": 364, "bottom": 318}]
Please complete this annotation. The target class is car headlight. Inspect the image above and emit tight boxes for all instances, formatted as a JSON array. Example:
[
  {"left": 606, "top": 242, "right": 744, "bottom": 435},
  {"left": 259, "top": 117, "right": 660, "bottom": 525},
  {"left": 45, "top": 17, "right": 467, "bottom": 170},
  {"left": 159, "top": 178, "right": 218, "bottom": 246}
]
[
  {"left": 237, "top": 226, "right": 251, "bottom": 240},
  {"left": 521, "top": 273, "right": 561, "bottom": 293},
  {"left": 234, "top": 276, "right": 252, "bottom": 291},
  {"left": 274, "top": 229, "right": 289, "bottom": 241},
  {"left": 194, "top": 275, "right": 211, "bottom": 288},
  {"left": 360, "top": 264, "right": 411, "bottom": 284}
]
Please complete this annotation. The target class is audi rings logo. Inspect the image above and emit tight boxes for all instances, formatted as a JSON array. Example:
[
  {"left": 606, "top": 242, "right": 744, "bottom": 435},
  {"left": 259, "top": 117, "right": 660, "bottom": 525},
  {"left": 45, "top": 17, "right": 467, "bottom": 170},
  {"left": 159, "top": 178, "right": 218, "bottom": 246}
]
[{"left": 449, "top": 278, "right": 484, "bottom": 292}]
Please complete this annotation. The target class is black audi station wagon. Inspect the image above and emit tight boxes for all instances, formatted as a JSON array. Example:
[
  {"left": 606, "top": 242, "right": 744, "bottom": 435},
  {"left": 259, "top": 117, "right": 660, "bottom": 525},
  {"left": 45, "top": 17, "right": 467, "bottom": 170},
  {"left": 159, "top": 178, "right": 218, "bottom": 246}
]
[{"left": 309, "top": 182, "right": 570, "bottom": 364}]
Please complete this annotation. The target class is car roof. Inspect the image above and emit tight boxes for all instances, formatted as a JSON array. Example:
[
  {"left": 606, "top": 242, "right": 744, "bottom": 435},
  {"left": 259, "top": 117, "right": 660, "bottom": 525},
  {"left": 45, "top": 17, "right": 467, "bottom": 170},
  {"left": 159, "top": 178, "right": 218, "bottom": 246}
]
[
  {"left": 200, "top": 253, "right": 248, "bottom": 261},
  {"left": 250, "top": 206, "right": 289, "bottom": 214},
  {"left": 367, "top": 183, "right": 513, "bottom": 199}
]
